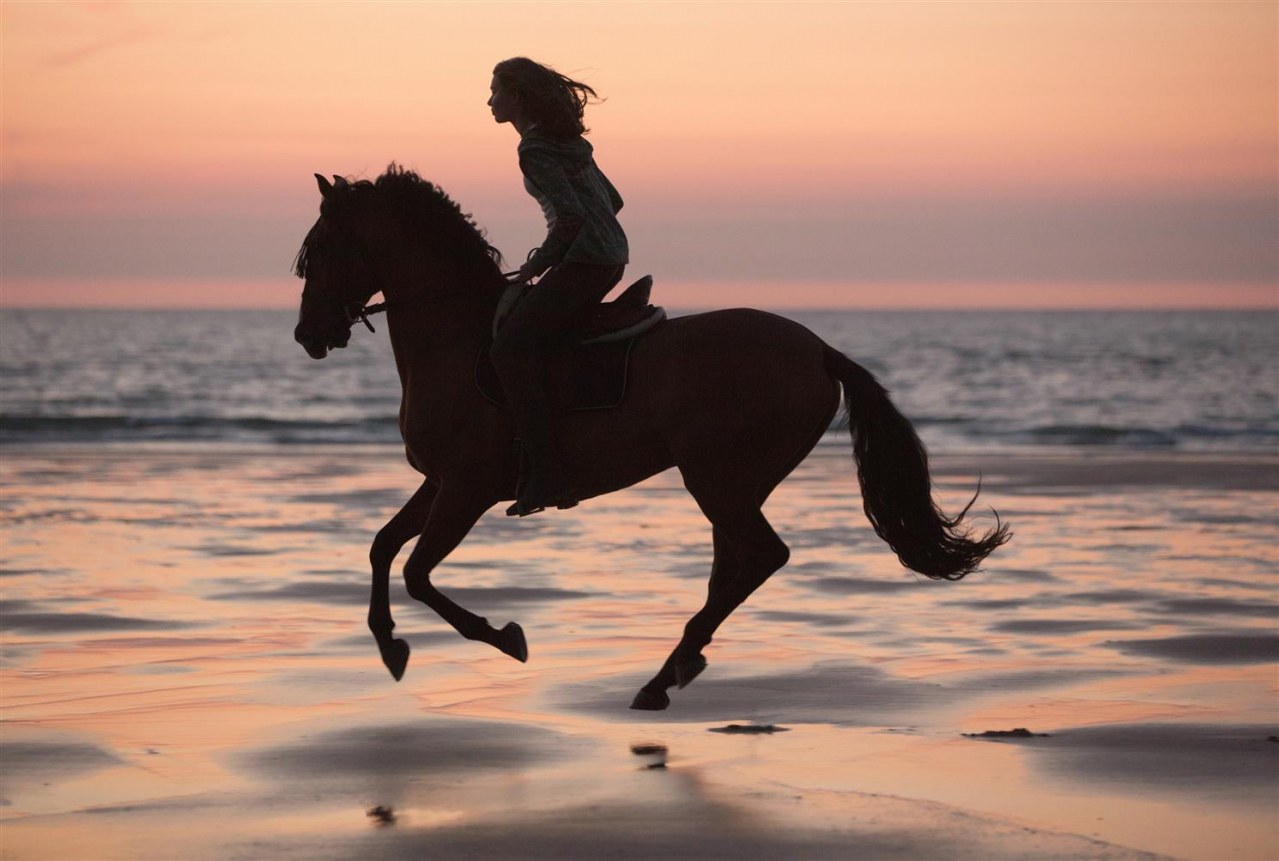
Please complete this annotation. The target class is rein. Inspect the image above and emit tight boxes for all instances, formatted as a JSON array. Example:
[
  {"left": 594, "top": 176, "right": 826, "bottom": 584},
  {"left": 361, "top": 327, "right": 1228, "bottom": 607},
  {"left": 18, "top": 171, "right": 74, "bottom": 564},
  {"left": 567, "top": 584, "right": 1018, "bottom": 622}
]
[
  {"left": 345, "top": 302, "right": 380, "bottom": 333},
  {"left": 344, "top": 296, "right": 419, "bottom": 334},
  {"left": 344, "top": 271, "right": 522, "bottom": 335}
]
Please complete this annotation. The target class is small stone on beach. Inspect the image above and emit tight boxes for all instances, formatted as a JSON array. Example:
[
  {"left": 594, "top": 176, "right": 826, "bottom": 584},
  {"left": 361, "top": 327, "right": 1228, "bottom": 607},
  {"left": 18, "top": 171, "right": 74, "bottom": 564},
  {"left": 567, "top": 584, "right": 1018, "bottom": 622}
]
[
  {"left": 630, "top": 743, "right": 668, "bottom": 755},
  {"left": 709, "top": 724, "right": 789, "bottom": 734},
  {"left": 366, "top": 805, "right": 396, "bottom": 825},
  {"left": 962, "top": 728, "right": 1051, "bottom": 738}
]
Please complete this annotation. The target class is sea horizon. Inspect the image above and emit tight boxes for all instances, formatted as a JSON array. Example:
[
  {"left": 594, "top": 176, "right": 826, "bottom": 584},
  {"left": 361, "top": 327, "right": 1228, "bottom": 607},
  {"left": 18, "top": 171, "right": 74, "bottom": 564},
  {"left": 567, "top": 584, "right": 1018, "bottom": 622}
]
[
  {"left": 2, "top": 275, "right": 1275, "bottom": 314},
  {"left": 3, "top": 307, "right": 1275, "bottom": 454}
]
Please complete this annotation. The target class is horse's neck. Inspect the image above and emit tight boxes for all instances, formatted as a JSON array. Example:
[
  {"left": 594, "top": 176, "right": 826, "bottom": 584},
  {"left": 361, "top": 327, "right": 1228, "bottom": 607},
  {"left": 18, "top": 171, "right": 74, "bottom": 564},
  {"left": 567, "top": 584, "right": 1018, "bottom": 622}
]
[{"left": 384, "top": 269, "right": 501, "bottom": 389}]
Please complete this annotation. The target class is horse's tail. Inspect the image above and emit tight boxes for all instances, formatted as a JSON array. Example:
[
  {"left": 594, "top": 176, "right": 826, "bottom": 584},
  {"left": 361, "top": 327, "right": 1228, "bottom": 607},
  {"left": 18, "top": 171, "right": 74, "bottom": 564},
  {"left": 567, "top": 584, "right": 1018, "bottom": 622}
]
[{"left": 823, "top": 346, "right": 1010, "bottom": 580}]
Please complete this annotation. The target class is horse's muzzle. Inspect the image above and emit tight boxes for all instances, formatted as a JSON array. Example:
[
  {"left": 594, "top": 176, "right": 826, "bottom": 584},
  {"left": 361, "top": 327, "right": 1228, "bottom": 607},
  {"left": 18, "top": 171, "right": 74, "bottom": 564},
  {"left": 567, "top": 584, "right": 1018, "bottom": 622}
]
[{"left": 294, "top": 323, "right": 350, "bottom": 360}]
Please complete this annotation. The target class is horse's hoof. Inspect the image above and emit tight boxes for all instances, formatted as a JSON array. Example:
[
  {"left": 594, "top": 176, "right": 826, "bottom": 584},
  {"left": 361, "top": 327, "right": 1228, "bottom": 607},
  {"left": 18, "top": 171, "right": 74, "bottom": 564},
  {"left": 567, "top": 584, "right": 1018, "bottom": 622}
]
[
  {"left": 497, "top": 622, "right": 528, "bottom": 663},
  {"left": 380, "top": 638, "right": 410, "bottom": 681},
  {"left": 675, "top": 654, "right": 707, "bottom": 689},
  {"left": 630, "top": 689, "right": 670, "bottom": 711}
]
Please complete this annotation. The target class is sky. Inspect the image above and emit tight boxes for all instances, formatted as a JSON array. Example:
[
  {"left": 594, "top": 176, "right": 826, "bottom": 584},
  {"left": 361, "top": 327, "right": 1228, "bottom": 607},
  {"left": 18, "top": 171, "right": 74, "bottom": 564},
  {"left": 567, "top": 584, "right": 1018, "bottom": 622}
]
[{"left": 1, "top": 1, "right": 1276, "bottom": 310}]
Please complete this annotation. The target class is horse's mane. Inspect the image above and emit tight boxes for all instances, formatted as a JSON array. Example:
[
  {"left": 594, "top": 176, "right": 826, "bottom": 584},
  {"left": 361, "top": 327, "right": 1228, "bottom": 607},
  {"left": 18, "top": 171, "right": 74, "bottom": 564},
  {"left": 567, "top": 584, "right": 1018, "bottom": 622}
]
[{"left": 294, "top": 163, "right": 504, "bottom": 280}]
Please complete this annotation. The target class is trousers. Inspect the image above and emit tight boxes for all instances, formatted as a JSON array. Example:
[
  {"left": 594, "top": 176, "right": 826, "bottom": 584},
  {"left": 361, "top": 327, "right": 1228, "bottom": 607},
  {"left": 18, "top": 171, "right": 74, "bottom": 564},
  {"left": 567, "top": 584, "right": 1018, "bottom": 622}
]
[{"left": 490, "top": 261, "right": 625, "bottom": 454}]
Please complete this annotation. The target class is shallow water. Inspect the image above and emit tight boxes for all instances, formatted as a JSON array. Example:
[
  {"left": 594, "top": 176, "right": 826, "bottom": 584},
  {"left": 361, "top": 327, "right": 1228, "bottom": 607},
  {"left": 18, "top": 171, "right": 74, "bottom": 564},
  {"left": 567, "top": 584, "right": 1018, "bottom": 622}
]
[
  {"left": 3, "top": 309, "right": 1276, "bottom": 452},
  {"left": 2, "top": 445, "right": 1276, "bottom": 859}
]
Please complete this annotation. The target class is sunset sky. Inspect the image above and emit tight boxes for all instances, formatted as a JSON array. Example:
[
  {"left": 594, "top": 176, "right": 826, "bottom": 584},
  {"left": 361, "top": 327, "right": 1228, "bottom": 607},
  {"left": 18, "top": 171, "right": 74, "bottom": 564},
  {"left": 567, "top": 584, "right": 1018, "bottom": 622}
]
[{"left": 2, "top": 1, "right": 1275, "bottom": 309}]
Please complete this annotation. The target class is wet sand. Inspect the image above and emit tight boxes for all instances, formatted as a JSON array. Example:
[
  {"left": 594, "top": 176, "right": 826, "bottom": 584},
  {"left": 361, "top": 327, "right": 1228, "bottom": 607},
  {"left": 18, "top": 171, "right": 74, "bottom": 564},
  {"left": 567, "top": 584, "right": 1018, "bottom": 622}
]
[{"left": 2, "top": 445, "right": 1276, "bottom": 860}]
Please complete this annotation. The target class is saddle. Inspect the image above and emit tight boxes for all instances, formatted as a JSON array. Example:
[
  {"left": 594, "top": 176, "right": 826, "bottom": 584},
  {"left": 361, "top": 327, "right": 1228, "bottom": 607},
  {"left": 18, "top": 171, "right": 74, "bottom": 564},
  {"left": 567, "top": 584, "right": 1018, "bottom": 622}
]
[{"left": 476, "top": 275, "right": 666, "bottom": 412}]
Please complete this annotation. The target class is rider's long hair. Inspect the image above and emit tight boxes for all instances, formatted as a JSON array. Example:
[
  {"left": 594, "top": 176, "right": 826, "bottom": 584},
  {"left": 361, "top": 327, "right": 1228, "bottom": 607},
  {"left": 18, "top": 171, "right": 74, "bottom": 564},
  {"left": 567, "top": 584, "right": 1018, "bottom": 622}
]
[{"left": 493, "top": 57, "right": 599, "bottom": 139}]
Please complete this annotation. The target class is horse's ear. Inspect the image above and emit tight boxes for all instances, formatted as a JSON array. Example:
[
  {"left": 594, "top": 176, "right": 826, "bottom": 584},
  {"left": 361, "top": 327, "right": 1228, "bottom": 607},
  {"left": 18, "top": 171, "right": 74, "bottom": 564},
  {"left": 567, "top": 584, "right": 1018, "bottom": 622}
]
[
  {"left": 316, "top": 173, "right": 333, "bottom": 198},
  {"left": 332, "top": 175, "right": 349, "bottom": 189}
]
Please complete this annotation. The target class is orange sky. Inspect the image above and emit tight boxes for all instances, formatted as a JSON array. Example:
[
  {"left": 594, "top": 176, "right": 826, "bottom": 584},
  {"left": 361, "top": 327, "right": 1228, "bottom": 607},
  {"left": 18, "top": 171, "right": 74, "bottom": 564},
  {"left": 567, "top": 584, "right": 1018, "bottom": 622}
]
[{"left": 1, "top": 1, "right": 1275, "bottom": 309}]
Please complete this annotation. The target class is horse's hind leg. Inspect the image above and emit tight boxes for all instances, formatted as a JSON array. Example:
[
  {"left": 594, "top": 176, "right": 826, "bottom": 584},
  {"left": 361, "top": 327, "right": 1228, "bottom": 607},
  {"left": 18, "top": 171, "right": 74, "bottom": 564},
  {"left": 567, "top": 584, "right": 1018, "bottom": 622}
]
[
  {"left": 630, "top": 526, "right": 732, "bottom": 710},
  {"left": 401, "top": 487, "right": 529, "bottom": 663},
  {"left": 632, "top": 496, "right": 789, "bottom": 711},
  {"left": 369, "top": 479, "right": 437, "bottom": 680}
]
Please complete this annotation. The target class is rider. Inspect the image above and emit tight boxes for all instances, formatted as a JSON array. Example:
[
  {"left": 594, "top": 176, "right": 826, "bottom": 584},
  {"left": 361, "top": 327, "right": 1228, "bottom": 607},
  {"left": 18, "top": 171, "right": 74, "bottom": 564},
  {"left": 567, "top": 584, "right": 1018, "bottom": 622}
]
[{"left": 487, "top": 57, "right": 628, "bottom": 517}]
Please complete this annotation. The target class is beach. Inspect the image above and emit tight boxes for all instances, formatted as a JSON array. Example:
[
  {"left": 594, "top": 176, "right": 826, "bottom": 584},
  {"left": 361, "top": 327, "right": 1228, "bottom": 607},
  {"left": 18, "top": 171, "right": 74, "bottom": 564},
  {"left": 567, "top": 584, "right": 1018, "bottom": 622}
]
[
  {"left": 2, "top": 444, "right": 1275, "bottom": 860},
  {"left": 4, "top": 0, "right": 1277, "bottom": 853}
]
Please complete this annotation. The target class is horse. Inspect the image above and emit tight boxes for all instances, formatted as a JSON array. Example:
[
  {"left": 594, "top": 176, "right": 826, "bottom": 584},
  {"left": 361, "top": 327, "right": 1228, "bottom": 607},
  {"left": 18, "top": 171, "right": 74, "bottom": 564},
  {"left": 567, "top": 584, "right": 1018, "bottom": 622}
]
[{"left": 292, "top": 164, "right": 1009, "bottom": 711}]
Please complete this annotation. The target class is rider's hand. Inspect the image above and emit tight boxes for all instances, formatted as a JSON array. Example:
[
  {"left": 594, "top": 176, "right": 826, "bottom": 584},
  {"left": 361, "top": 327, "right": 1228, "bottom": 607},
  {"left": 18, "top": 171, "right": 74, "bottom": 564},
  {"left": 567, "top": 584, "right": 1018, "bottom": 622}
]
[{"left": 517, "top": 259, "right": 546, "bottom": 283}]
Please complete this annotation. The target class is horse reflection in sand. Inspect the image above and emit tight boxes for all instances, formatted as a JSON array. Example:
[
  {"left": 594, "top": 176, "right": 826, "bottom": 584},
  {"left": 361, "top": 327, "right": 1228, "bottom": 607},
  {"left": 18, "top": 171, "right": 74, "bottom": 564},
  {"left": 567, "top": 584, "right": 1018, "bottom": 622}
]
[{"left": 293, "top": 165, "right": 1008, "bottom": 710}]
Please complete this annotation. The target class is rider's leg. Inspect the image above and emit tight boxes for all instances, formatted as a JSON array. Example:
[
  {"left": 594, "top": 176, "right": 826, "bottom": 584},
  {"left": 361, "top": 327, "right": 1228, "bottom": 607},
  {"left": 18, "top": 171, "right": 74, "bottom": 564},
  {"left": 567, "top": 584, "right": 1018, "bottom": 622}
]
[{"left": 490, "top": 261, "right": 623, "bottom": 515}]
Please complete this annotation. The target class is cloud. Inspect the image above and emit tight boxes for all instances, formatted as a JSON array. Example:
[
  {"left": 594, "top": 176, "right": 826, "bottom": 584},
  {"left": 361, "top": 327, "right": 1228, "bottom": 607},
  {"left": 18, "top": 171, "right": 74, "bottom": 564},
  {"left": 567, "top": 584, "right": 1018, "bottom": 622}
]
[
  {"left": 5, "top": 192, "right": 1274, "bottom": 291},
  {"left": 46, "top": 25, "right": 155, "bottom": 69}
]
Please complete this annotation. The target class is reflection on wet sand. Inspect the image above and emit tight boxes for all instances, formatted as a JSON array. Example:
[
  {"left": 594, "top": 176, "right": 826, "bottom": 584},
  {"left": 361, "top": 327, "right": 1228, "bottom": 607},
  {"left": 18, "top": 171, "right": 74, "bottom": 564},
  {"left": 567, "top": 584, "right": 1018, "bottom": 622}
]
[{"left": 1, "top": 446, "right": 1276, "bottom": 859}]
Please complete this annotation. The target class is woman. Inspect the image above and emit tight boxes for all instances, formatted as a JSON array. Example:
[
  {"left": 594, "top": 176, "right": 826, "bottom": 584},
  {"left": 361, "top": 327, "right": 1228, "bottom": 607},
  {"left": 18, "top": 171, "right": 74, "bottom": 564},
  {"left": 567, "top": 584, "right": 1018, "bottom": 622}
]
[{"left": 487, "top": 57, "right": 629, "bottom": 517}]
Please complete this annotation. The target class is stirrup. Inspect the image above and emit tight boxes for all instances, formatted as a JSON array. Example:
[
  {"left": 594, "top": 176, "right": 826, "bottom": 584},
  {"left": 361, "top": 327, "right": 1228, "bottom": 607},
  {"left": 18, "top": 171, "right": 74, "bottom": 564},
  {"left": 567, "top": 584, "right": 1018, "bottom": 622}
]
[
  {"left": 505, "top": 469, "right": 580, "bottom": 517},
  {"left": 505, "top": 494, "right": 579, "bottom": 518}
]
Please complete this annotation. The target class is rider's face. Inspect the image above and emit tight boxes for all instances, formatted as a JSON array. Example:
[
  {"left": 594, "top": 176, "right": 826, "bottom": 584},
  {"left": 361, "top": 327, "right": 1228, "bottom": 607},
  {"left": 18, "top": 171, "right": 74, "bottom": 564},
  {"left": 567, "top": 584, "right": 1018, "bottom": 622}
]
[{"left": 487, "top": 75, "right": 520, "bottom": 124}]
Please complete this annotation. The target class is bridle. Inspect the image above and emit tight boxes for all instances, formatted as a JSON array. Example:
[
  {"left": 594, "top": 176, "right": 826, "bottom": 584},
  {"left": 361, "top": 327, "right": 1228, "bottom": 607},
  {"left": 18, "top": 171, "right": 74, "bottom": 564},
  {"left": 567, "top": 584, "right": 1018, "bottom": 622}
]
[{"left": 344, "top": 300, "right": 381, "bottom": 333}]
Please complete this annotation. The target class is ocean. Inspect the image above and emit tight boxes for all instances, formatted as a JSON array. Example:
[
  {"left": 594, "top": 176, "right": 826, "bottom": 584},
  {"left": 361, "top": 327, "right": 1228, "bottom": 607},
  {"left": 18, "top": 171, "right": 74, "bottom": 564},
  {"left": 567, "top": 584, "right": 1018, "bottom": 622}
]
[{"left": 2, "top": 308, "right": 1275, "bottom": 453}]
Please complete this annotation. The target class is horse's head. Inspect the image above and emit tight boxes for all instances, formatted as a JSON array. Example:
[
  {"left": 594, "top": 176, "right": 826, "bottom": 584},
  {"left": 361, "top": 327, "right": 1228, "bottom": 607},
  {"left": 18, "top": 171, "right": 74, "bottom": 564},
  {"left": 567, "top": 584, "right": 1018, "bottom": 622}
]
[
  {"left": 293, "top": 165, "right": 508, "bottom": 358},
  {"left": 293, "top": 174, "right": 381, "bottom": 360}
]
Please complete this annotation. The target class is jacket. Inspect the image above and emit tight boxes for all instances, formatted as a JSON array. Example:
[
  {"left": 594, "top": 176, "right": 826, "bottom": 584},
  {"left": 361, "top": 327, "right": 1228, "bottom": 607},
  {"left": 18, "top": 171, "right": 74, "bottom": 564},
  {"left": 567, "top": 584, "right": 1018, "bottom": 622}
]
[{"left": 518, "top": 127, "right": 629, "bottom": 274}]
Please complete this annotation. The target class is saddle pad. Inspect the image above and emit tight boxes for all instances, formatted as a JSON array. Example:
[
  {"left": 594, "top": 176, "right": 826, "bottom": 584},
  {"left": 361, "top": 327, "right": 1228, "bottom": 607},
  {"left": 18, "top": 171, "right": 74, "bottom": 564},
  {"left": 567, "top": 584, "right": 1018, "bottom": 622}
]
[{"left": 475, "top": 337, "right": 638, "bottom": 412}]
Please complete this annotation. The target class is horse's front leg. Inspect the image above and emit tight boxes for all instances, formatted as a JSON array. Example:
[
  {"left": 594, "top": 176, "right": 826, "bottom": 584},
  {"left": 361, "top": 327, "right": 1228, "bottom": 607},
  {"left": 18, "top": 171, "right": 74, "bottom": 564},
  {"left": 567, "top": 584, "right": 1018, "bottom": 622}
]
[
  {"left": 369, "top": 479, "right": 438, "bottom": 680},
  {"left": 402, "top": 486, "right": 529, "bottom": 663}
]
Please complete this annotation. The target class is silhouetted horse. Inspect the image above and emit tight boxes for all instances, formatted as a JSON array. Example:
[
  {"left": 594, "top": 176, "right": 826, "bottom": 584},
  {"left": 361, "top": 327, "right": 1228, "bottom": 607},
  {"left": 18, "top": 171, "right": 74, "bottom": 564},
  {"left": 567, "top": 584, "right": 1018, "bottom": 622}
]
[{"left": 293, "top": 165, "right": 1008, "bottom": 710}]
